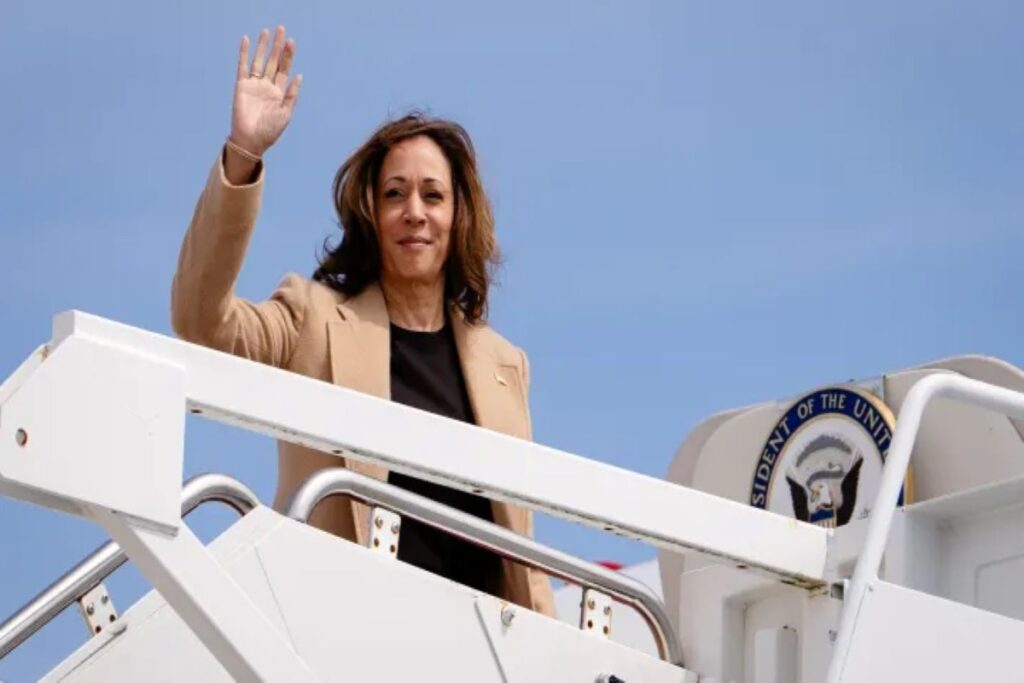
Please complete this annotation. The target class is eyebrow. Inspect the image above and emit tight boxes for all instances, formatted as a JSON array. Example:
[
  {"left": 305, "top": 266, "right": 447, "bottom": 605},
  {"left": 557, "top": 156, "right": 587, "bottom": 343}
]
[{"left": 383, "top": 175, "right": 447, "bottom": 186}]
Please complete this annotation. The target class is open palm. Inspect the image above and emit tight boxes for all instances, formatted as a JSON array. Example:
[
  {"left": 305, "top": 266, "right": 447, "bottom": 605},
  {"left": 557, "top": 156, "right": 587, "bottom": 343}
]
[{"left": 230, "top": 26, "right": 302, "bottom": 157}]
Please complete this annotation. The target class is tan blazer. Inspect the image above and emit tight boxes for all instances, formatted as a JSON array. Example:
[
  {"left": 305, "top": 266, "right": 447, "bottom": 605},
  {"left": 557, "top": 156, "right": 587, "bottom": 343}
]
[{"left": 171, "top": 152, "right": 555, "bottom": 616}]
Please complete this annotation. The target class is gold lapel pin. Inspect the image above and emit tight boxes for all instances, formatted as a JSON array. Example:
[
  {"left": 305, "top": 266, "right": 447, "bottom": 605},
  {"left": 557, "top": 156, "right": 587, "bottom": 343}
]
[{"left": 494, "top": 372, "right": 508, "bottom": 387}]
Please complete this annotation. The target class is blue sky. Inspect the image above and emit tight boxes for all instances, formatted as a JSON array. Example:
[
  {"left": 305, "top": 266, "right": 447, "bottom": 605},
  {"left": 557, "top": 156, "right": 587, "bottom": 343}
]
[{"left": 1, "top": 0, "right": 1022, "bottom": 678}]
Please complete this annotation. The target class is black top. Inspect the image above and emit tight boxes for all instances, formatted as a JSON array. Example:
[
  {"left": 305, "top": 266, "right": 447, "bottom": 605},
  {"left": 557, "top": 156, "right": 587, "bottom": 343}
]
[{"left": 387, "top": 322, "right": 504, "bottom": 595}]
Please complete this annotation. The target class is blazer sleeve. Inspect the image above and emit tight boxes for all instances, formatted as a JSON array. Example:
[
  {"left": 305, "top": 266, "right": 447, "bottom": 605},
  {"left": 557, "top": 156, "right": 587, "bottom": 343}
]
[{"left": 171, "top": 149, "right": 307, "bottom": 367}]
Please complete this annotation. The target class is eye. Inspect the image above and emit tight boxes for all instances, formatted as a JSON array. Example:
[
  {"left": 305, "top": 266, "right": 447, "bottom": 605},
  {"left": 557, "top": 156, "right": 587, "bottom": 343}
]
[
  {"left": 384, "top": 188, "right": 403, "bottom": 199},
  {"left": 424, "top": 190, "right": 444, "bottom": 203}
]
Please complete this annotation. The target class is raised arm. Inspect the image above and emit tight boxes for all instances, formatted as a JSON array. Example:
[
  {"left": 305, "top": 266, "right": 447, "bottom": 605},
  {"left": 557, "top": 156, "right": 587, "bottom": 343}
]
[{"left": 171, "top": 26, "right": 306, "bottom": 367}]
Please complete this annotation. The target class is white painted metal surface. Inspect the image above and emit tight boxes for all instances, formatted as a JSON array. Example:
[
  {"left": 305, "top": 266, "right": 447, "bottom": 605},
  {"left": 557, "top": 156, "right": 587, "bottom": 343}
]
[
  {"left": 0, "top": 473, "right": 259, "bottom": 660},
  {"left": 884, "top": 472, "right": 1024, "bottom": 624},
  {"left": 44, "top": 310, "right": 829, "bottom": 583},
  {"left": 290, "top": 467, "right": 684, "bottom": 663},
  {"left": 580, "top": 588, "right": 614, "bottom": 639},
  {"left": 91, "top": 508, "right": 316, "bottom": 681},
  {"left": 474, "top": 595, "right": 693, "bottom": 683},
  {"left": 76, "top": 584, "right": 118, "bottom": 638},
  {"left": 837, "top": 579, "right": 1024, "bottom": 682},
  {"left": 554, "top": 560, "right": 665, "bottom": 657},
  {"left": 0, "top": 334, "right": 184, "bottom": 533},
  {"left": 367, "top": 506, "right": 402, "bottom": 557},
  {"left": 826, "top": 373, "right": 1024, "bottom": 683},
  {"left": 47, "top": 508, "right": 695, "bottom": 682},
  {"left": 5, "top": 312, "right": 1024, "bottom": 681},
  {"left": 656, "top": 354, "right": 1024, "bottom": 682},
  {"left": 0, "top": 318, "right": 317, "bottom": 681},
  {"left": 752, "top": 626, "right": 798, "bottom": 683},
  {"left": 0, "top": 311, "right": 713, "bottom": 680}
]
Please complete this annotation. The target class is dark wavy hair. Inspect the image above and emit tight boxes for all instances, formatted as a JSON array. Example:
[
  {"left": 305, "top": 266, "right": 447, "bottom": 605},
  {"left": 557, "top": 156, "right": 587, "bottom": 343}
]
[{"left": 313, "top": 113, "right": 500, "bottom": 323}]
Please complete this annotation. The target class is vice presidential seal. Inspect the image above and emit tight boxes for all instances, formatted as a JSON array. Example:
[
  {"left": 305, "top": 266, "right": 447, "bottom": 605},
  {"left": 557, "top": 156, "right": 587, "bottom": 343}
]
[{"left": 750, "top": 386, "right": 909, "bottom": 528}]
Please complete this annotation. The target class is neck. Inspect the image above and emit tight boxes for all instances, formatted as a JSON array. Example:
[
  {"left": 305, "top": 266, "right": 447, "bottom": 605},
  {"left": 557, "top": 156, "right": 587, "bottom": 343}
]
[{"left": 381, "top": 277, "right": 446, "bottom": 332}]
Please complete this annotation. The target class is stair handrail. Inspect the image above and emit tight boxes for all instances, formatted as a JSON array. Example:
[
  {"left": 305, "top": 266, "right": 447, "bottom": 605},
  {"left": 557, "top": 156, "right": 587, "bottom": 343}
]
[
  {"left": 0, "top": 473, "right": 260, "bottom": 660},
  {"left": 287, "top": 467, "right": 684, "bottom": 666}
]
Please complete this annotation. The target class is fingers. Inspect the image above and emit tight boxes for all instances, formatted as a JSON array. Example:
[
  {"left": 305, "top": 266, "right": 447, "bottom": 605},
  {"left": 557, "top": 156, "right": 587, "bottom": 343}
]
[
  {"left": 264, "top": 26, "right": 286, "bottom": 82},
  {"left": 274, "top": 38, "right": 295, "bottom": 90},
  {"left": 250, "top": 28, "right": 269, "bottom": 77},
  {"left": 283, "top": 74, "right": 303, "bottom": 110},
  {"left": 237, "top": 26, "right": 294, "bottom": 86},
  {"left": 236, "top": 35, "right": 250, "bottom": 82}
]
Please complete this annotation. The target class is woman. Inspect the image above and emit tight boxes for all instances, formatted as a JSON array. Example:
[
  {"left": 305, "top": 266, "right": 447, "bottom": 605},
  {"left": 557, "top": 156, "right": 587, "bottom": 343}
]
[{"left": 172, "top": 26, "right": 554, "bottom": 616}]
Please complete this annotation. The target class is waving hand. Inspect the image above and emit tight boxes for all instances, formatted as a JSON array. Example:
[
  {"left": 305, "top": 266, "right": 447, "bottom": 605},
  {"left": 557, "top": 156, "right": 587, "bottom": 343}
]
[{"left": 230, "top": 26, "right": 302, "bottom": 157}]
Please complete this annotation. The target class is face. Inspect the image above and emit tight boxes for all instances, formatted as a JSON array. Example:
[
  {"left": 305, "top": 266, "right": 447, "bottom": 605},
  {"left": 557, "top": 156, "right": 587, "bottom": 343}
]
[{"left": 375, "top": 135, "right": 455, "bottom": 288}]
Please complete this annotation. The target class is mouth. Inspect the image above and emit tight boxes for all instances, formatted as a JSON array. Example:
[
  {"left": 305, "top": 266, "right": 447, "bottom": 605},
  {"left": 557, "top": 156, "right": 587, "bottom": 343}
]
[{"left": 397, "top": 236, "right": 433, "bottom": 250}]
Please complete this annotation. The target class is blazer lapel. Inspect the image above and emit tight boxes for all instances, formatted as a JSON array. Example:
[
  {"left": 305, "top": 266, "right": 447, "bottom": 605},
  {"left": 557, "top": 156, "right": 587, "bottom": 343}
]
[
  {"left": 451, "top": 309, "right": 530, "bottom": 441},
  {"left": 327, "top": 284, "right": 390, "bottom": 492},
  {"left": 452, "top": 309, "right": 535, "bottom": 597},
  {"left": 327, "top": 283, "right": 391, "bottom": 400}
]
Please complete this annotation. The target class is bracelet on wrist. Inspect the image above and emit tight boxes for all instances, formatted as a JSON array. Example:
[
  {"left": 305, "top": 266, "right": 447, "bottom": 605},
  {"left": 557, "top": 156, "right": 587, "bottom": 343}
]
[{"left": 225, "top": 138, "right": 263, "bottom": 163}]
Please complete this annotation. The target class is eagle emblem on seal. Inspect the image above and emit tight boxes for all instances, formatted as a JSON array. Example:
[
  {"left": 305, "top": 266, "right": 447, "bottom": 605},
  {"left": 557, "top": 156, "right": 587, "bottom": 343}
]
[
  {"left": 750, "top": 386, "right": 909, "bottom": 528},
  {"left": 785, "top": 434, "right": 863, "bottom": 528}
]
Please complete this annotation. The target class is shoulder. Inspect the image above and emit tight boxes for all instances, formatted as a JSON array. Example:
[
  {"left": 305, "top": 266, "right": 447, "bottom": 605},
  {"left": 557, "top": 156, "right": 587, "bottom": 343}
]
[
  {"left": 471, "top": 321, "right": 530, "bottom": 383},
  {"left": 272, "top": 272, "right": 348, "bottom": 312}
]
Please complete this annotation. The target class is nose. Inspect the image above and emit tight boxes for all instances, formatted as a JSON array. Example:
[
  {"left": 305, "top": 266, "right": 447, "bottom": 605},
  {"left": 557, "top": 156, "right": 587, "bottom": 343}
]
[{"left": 403, "top": 194, "right": 426, "bottom": 225}]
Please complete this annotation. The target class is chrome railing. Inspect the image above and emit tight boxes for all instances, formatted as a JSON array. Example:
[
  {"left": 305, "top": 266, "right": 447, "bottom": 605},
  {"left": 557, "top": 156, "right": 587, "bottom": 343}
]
[
  {"left": 287, "top": 468, "right": 684, "bottom": 666},
  {"left": 0, "top": 473, "right": 260, "bottom": 659}
]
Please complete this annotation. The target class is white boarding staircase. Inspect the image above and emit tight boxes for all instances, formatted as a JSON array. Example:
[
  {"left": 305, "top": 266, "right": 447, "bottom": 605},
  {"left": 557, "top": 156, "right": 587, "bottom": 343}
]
[{"left": 0, "top": 311, "right": 1021, "bottom": 682}]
